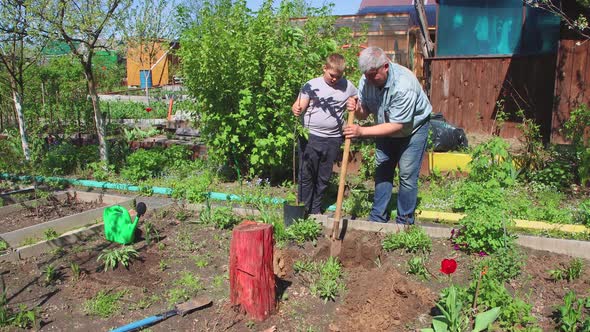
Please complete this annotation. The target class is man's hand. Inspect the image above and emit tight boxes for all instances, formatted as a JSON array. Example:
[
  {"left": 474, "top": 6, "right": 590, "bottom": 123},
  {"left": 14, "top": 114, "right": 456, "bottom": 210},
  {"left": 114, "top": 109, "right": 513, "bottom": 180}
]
[
  {"left": 343, "top": 124, "right": 363, "bottom": 138},
  {"left": 346, "top": 96, "right": 358, "bottom": 112},
  {"left": 292, "top": 104, "right": 303, "bottom": 117}
]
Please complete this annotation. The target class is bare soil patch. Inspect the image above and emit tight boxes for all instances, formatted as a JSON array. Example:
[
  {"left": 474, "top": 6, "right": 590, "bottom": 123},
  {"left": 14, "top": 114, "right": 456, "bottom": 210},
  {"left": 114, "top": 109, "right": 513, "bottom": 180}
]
[{"left": 0, "top": 205, "right": 587, "bottom": 331}]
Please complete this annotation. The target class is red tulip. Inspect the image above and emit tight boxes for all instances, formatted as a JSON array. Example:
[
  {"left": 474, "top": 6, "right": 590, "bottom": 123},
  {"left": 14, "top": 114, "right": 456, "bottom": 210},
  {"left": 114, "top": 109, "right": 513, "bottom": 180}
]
[
  {"left": 145, "top": 107, "right": 152, "bottom": 112},
  {"left": 440, "top": 259, "right": 457, "bottom": 275}
]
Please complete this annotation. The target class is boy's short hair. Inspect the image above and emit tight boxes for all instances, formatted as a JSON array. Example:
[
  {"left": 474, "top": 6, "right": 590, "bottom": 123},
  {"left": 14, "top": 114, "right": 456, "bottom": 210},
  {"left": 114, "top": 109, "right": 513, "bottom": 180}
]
[{"left": 325, "top": 53, "right": 346, "bottom": 72}]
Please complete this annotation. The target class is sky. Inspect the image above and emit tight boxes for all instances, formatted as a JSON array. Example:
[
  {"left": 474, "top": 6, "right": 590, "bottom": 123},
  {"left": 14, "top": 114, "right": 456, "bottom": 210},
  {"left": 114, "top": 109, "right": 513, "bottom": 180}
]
[{"left": 245, "top": 0, "right": 363, "bottom": 16}]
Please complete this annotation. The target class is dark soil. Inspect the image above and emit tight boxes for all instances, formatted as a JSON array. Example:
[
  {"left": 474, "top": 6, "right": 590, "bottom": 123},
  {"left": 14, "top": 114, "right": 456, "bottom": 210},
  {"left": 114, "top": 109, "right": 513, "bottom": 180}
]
[
  {"left": 0, "top": 204, "right": 588, "bottom": 332},
  {"left": 0, "top": 193, "right": 105, "bottom": 233}
]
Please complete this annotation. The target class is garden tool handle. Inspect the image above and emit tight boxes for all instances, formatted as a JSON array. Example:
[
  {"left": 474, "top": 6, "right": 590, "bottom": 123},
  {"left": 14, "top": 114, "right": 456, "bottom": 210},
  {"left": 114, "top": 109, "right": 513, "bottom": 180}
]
[
  {"left": 110, "top": 310, "right": 175, "bottom": 332},
  {"left": 332, "top": 112, "right": 355, "bottom": 237}
]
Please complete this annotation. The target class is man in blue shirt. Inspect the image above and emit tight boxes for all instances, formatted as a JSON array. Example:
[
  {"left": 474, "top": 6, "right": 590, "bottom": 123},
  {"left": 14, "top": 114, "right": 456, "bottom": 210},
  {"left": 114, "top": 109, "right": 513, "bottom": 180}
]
[{"left": 344, "top": 47, "right": 431, "bottom": 224}]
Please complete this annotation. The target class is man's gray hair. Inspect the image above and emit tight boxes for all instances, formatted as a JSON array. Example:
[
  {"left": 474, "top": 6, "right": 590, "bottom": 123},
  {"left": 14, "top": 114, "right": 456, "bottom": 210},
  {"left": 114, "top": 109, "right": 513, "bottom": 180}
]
[{"left": 358, "top": 47, "right": 390, "bottom": 73}]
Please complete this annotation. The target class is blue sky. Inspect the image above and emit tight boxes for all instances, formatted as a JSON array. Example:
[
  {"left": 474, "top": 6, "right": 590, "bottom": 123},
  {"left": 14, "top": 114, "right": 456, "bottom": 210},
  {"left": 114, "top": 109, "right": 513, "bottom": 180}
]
[{"left": 246, "top": 0, "right": 363, "bottom": 16}]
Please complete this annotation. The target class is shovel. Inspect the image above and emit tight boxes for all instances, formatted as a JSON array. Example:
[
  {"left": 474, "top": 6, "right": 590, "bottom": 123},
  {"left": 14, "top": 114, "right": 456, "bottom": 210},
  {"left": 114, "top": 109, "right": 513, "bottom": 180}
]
[
  {"left": 110, "top": 297, "right": 212, "bottom": 332},
  {"left": 330, "top": 111, "right": 355, "bottom": 257}
]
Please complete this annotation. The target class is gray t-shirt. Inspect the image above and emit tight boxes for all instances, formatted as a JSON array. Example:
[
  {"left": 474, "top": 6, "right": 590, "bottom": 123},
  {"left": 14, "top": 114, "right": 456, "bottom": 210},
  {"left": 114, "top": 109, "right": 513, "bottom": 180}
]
[{"left": 300, "top": 77, "right": 358, "bottom": 138}]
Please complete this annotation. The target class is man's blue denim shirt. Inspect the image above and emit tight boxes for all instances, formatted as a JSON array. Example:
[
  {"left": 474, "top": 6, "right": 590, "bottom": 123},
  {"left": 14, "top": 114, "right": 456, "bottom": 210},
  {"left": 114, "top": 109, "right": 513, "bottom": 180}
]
[{"left": 358, "top": 62, "right": 432, "bottom": 138}]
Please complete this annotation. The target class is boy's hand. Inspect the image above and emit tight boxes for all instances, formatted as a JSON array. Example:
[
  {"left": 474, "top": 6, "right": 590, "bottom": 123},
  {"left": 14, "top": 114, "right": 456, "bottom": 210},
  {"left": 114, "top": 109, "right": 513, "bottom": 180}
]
[
  {"left": 292, "top": 104, "right": 303, "bottom": 117},
  {"left": 129, "top": 209, "right": 138, "bottom": 220}
]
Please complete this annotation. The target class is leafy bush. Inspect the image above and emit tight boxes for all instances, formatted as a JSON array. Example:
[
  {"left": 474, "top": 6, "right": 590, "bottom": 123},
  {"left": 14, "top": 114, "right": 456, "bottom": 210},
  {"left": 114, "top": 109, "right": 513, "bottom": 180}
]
[
  {"left": 120, "top": 148, "right": 167, "bottom": 182},
  {"left": 453, "top": 207, "right": 516, "bottom": 255},
  {"left": 563, "top": 104, "right": 590, "bottom": 187},
  {"left": 40, "top": 142, "right": 80, "bottom": 175},
  {"left": 382, "top": 226, "right": 432, "bottom": 254},
  {"left": 180, "top": 0, "right": 362, "bottom": 176},
  {"left": 574, "top": 199, "right": 590, "bottom": 226},
  {"left": 453, "top": 179, "right": 506, "bottom": 212},
  {"left": 285, "top": 218, "right": 322, "bottom": 244},
  {"left": 469, "top": 137, "right": 518, "bottom": 187},
  {"left": 477, "top": 245, "right": 525, "bottom": 283}
]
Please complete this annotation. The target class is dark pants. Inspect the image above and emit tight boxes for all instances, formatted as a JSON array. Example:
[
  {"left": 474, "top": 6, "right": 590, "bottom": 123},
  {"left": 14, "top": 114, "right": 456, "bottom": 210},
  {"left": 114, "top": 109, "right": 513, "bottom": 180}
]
[{"left": 298, "top": 134, "right": 342, "bottom": 214}]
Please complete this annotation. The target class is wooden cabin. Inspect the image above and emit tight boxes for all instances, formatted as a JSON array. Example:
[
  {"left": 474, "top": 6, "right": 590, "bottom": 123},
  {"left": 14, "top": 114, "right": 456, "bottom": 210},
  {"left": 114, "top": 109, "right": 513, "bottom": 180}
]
[{"left": 126, "top": 40, "right": 180, "bottom": 88}]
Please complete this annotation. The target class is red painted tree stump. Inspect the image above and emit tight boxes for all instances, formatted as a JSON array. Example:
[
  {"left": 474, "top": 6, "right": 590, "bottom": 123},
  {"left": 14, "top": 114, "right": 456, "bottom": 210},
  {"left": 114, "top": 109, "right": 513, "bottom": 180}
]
[{"left": 229, "top": 221, "right": 276, "bottom": 321}]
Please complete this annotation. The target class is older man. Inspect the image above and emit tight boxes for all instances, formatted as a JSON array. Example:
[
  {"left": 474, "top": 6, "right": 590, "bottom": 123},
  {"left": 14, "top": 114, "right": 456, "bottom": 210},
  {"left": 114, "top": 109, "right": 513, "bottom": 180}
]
[{"left": 344, "top": 47, "right": 431, "bottom": 224}]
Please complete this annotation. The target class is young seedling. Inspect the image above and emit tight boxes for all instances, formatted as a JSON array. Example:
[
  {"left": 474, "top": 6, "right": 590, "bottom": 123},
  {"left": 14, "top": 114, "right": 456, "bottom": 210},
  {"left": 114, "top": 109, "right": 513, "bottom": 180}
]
[
  {"left": 97, "top": 247, "right": 139, "bottom": 272},
  {"left": 70, "top": 262, "right": 81, "bottom": 281},
  {"left": 42, "top": 264, "right": 58, "bottom": 286}
]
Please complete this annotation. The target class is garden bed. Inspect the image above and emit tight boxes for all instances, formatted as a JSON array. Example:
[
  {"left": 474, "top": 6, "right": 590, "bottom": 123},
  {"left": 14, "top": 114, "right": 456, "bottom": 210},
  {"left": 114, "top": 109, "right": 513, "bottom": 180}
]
[
  {"left": 0, "top": 191, "right": 133, "bottom": 251},
  {"left": 0, "top": 203, "right": 587, "bottom": 331}
]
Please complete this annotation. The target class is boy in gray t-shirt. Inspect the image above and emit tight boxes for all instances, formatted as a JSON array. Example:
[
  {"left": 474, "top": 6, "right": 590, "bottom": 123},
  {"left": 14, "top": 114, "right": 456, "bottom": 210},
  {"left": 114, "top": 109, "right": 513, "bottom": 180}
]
[{"left": 291, "top": 53, "right": 358, "bottom": 215}]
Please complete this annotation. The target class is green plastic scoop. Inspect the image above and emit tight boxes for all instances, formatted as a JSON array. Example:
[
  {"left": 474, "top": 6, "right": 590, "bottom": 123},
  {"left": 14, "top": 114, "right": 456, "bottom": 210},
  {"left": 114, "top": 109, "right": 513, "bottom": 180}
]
[{"left": 103, "top": 203, "right": 145, "bottom": 245}]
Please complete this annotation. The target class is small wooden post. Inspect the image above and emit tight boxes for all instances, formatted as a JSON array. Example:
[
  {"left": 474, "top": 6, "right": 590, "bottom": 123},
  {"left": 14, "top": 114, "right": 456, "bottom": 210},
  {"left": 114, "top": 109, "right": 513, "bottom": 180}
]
[{"left": 229, "top": 221, "right": 275, "bottom": 321}]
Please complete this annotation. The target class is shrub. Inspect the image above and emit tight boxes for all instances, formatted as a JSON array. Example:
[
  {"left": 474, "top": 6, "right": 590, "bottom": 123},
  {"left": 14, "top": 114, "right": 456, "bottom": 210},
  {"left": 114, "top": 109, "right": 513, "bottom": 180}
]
[
  {"left": 469, "top": 137, "right": 518, "bottom": 187},
  {"left": 180, "top": 0, "right": 362, "bottom": 176},
  {"left": 120, "top": 148, "right": 167, "bottom": 182},
  {"left": 453, "top": 207, "right": 516, "bottom": 255}
]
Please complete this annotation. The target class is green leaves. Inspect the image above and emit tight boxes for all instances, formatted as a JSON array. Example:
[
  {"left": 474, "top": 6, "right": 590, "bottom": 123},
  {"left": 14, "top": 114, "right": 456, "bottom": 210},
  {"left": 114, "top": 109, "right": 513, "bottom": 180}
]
[{"left": 179, "top": 0, "right": 363, "bottom": 177}]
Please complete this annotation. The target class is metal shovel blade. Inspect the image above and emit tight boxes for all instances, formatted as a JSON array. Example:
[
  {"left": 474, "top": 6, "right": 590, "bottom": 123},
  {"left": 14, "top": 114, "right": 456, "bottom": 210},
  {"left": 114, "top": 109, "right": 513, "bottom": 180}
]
[{"left": 176, "top": 297, "right": 213, "bottom": 316}]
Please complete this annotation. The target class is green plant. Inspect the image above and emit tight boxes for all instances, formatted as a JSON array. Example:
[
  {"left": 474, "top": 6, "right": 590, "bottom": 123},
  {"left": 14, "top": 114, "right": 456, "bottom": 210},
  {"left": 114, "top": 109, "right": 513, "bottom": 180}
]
[
  {"left": 382, "top": 226, "right": 432, "bottom": 254},
  {"left": 422, "top": 285, "right": 501, "bottom": 332},
  {"left": 84, "top": 290, "right": 127, "bottom": 318},
  {"left": 342, "top": 187, "right": 373, "bottom": 218},
  {"left": 453, "top": 179, "right": 507, "bottom": 212},
  {"left": 0, "top": 240, "right": 8, "bottom": 251},
  {"left": 97, "top": 246, "right": 139, "bottom": 272},
  {"left": 180, "top": 0, "right": 362, "bottom": 176},
  {"left": 192, "top": 254, "right": 209, "bottom": 268},
  {"left": 407, "top": 256, "right": 430, "bottom": 280},
  {"left": 468, "top": 137, "right": 518, "bottom": 188},
  {"left": 120, "top": 148, "right": 167, "bottom": 182},
  {"left": 200, "top": 203, "right": 240, "bottom": 229},
  {"left": 70, "top": 262, "right": 81, "bottom": 281},
  {"left": 144, "top": 221, "right": 160, "bottom": 245},
  {"left": 293, "top": 260, "right": 315, "bottom": 273},
  {"left": 42, "top": 264, "right": 58, "bottom": 286},
  {"left": 453, "top": 207, "right": 516, "bottom": 255},
  {"left": 285, "top": 218, "right": 322, "bottom": 244},
  {"left": 10, "top": 304, "right": 38, "bottom": 329},
  {"left": 167, "top": 272, "right": 203, "bottom": 305},
  {"left": 563, "top": 104, "right": 590, "bottom": 187},
  {"left": 212, "top": 274, "right": 225, "bottom": 289},
  {"left": 574, "top": 199, "right": 590, "bottom": 226},
  {"left": 310, "top": 257, "right": 345, "bottom": 302},
  {"left": 159, "top": 260, "right": 168, "bottom": 271},
  {"left": 478, "top": 246, "right": 524, "bottom": 283},
  {"left": 44, "top": 228, "right": 59, "bottom": 240},
  {"left": 549, "top": 258, "right": 584, "bottom": 282},
  {"left": 556, "top": 291, "right": 587, "bottom": 332}
]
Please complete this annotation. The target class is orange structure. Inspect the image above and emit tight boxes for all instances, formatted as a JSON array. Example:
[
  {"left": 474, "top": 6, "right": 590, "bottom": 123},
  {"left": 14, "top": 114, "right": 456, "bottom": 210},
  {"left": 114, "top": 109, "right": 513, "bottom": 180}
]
[{"left": 126, "top": 40, "right": 179, "bottom": 87}]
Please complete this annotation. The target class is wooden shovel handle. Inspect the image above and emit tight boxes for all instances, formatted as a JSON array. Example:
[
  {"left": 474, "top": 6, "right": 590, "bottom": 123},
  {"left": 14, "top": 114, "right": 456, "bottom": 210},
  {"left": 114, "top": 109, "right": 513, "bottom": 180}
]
[{"left": 332, "top": 111, "right": 355, "bottom": 238}]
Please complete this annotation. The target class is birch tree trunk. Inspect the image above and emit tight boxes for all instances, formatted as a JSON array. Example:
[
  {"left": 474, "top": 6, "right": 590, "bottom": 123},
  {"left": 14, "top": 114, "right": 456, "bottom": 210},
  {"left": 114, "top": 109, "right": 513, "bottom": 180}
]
[
  {"left": 84, "top": 64, "right": 109, "bottom": 163},
  {"left": 11, "top": 87, "right": 30, "bottom": 160}
]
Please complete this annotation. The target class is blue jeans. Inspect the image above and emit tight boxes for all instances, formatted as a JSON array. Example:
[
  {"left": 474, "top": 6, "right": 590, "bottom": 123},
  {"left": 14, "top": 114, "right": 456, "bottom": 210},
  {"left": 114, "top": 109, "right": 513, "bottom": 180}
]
[{"left": 369, "top": 121, "right": 430, "bottom": 224}]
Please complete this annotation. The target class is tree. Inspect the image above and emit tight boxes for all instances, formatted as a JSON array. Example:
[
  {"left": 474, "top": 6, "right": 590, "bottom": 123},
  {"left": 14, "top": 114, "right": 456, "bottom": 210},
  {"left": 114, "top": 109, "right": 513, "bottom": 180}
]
[
  {"left": 0, "top": 0, "right": 43, "bottom": 161},
  {"left": 33, "top": 0, "right": 132, "bottom": 164},
  {"left": 524, "top": 0, "right": 590, "bottom": 40},
  {"left": 180, "top": 0, "right": 362, "bottom": 177}
]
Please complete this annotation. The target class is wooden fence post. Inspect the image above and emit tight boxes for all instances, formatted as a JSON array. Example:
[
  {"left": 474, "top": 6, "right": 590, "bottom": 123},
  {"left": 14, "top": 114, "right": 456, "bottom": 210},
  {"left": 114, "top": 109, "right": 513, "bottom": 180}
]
[{"left": 229, "top": 221, "right": 276, "bottom": 321}]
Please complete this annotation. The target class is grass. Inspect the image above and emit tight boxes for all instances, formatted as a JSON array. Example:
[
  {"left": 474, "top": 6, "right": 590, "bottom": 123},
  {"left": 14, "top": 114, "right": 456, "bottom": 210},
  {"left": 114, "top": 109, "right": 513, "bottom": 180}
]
[{"left": 84, "top": 290, "right": 127, "bottom": 318}]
